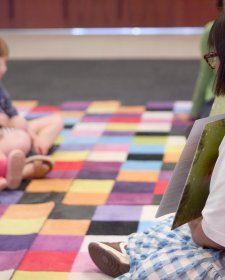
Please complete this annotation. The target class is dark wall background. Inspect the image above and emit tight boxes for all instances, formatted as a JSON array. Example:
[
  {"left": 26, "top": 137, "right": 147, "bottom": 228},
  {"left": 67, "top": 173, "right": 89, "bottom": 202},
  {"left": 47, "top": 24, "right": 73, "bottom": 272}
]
[{"left": 0, "top": 0, "right": 220, "bottom": 28}]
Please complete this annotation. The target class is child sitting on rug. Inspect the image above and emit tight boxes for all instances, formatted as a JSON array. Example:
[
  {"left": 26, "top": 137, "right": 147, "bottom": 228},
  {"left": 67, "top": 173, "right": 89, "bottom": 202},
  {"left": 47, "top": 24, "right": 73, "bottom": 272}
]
[
  {"left": 0, "top": 37, "right": 63, "bottom": 186},
  {"left": 88, "top": 12, "right": 225, "bottom": 279}
]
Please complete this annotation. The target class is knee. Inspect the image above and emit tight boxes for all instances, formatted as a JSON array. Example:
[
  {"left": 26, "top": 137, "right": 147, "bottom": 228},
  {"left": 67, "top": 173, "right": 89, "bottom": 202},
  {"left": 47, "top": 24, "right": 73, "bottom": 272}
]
[
  {"left": 53, "top": 113, "right": 64, "bottom": 130},
  {"left": 14, "top": 130, "right": 32, "bottom": 154}
]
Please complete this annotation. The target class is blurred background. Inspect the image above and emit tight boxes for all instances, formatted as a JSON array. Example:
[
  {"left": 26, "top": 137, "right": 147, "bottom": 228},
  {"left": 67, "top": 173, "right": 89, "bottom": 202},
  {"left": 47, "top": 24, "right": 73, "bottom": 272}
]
[{"left": 0, "top": 0, "right": 220, "bottom": 105}]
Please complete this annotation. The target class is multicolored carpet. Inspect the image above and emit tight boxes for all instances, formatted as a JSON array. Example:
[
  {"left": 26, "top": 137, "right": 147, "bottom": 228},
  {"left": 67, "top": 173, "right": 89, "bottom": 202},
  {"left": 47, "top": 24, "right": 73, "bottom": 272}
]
[{"left": 0, "top": 100, "right": 191, "bottom": 280}]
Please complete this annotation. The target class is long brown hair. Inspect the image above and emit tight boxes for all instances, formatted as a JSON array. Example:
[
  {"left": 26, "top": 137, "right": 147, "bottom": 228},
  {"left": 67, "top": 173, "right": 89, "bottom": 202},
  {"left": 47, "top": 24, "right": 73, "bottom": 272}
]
[{"left": 208, "top": 12, "right": 225, "bottom": 95}]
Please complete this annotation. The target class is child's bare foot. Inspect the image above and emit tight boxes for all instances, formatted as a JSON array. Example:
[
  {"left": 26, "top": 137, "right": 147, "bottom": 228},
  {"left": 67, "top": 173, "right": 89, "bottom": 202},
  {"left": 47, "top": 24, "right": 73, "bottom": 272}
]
[{"left": 6, "top": 150, "right": 25, "bottom": 189}]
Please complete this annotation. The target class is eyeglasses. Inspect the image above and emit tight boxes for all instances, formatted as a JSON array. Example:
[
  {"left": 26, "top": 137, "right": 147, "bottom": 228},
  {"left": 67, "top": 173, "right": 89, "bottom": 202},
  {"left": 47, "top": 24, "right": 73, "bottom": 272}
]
[{"left": 204, "top": 52, "right": 218, "bottom": 69}]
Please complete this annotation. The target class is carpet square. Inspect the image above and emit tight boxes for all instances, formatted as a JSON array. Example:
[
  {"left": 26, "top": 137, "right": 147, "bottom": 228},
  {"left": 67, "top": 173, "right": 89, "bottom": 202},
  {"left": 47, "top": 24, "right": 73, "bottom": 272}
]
[
  {"left": 93, "top": 144, "right": 130, "bottom": 152},
  {"left": 153, "top": 181, "right": 168, "bottom": 195},
  {"left": 71, "top": 252, "right": 99, "bottom": 272},
  {"left": 40, "top": 219, "right": 90, "bottom": 235},
  {"left": 121, "top": 160, "right": 162, "bottom": 171},
  {"left": 107, "top": 193, "right": 152, "bottom": 205},
  {"left": 0, "top": 205, "right": 8, "bottom": 217},
  {"left": 0, "top": 251, "right": 26, "bottom": 270},
  {"left": 77, "top": 170, "right": 118, "bottom": 180},
  {"left": 0, "top": 234, "right": 36, "bottom": 251},
  {"left": 46, "top": 170, "right": 79, "bottom": 179},
  {"left": 31, "top": 235, "right": 84, "bottom": 251},
  {"left": 18, "top": 192, "right": 65, "bottom": 204},
  {"left": 0, "top": 218, "right": 46, "bottom": 234},
  {"left": 63, "top": 193, "right": 109, "bottom": 205},
  {"left": 26, "top": 180, "right": 72, "bottom": 193},
  {"left": 18, "top": 251, "right": 76, "bottom": 271},
  {"left": 127, "top": 153, "right": 163, "bottom": 161},
  {"left": 0, "top": 191, "right": 23, "bottom": 204},
  {"left": 2, "top": 202, "right": 54, "bottom": 219},
  {"left": 83, "top": 161, "right": 122, "bottom": 172},
  {"left": 112, "top": 182, "right": 155, "bottom": 193},
  {"left": 54, "top": 161, "right": 84, "bottom": 170},
  {"left": 70, "top": 179, "right": 114, "bottom": 193},
  {"left": 163, "top": 153, "right": 181, "bottom": 163},
  {"left": 132, "top": 135, "right": 167, "bottom": 145},
  {"left": 117, "top": 170, "right": 159, "bottom": 182},
  {"left": 49, "top": 205, "right": 96, "bottom": 220},
  {"left": 87, "top": 221, "right": 138, "bottom": 235},
  {"left": 52, "top": 151, "right": 89, "bottom": 161},
  {"left": 129, "top": 144, "right": 164, "bottom": 154},
  {"left": 88, "top": 151, "right": 128, "bottom": 162},
  {"left": 13, "top": 271, "right": 69, "bottom": 280},
  {"left": 92, "top": 205, "right": 142, "bottom": 221}
]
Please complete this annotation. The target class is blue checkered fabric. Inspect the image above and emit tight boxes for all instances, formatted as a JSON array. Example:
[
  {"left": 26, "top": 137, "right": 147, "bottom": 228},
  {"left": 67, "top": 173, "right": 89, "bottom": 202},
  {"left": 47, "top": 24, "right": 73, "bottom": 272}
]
[{"left": 116, "top": 215, "right": 225, "bottom": 280}]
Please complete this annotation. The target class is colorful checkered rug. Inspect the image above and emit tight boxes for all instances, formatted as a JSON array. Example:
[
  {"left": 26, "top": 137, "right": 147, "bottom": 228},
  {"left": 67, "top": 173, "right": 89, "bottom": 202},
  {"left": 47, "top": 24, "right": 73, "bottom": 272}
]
[{"left": 0, "top": 100, "right": 192, "bottom": 280}]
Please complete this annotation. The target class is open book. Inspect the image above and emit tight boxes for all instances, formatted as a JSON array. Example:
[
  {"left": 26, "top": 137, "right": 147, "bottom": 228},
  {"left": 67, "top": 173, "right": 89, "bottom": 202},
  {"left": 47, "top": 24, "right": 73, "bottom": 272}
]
[{"left": 156, "top": 113, "right": 225, "bottom": 229}]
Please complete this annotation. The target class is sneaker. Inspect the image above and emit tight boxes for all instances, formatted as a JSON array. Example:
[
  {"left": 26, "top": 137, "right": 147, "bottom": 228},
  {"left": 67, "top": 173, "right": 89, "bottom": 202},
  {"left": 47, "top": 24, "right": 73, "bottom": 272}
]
[{"left": 88, "top": 242, "right": 130, "bottom": 277}]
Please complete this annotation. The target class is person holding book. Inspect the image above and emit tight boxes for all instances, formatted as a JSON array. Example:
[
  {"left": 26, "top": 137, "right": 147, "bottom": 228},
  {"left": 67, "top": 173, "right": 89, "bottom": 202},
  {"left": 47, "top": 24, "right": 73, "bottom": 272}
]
[{"left": 88, "top": 12, "right": 225, "bottom": 279}]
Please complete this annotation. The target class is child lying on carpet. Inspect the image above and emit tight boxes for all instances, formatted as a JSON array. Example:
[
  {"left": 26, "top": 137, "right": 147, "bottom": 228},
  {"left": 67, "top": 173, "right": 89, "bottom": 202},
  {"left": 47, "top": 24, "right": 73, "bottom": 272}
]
[
  {"left": 88, "top": 12, "right": 225, "bottom": 279},
  {"left": 0, "top": 37, "right": 63, "bottom": 188}
]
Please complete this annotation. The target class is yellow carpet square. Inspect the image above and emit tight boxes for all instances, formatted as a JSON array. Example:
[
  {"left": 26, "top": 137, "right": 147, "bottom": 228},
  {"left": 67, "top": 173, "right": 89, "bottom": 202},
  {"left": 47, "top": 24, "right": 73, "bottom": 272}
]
[
  {"left": 0, "top": 218, "right": 46, "bottom": 234},
  {"left": 52, "top": 151, "right": 89, "bottom": 161},
  {"left": 70, "top": 180, "right": 114, "bottom": 193}
]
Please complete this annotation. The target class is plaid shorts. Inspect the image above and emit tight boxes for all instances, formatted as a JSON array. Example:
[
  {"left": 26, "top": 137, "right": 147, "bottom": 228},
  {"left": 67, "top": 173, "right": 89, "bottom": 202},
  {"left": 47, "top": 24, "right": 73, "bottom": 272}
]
[{"left": 116, "top": 215, "right": 225, "bottom": 280}]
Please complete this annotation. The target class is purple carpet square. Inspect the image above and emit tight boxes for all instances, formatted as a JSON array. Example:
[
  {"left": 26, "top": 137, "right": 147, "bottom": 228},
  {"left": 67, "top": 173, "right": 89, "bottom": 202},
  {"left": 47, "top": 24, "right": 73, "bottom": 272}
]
[
  {"left": 61, "top": 101, "right": 91, "bottom": 110},
  {"left": 0, "top": 250, "right": 26, "bottom": 270},
  {"left": 77, "top": 170, "right": 118, "bottom": 180},
  {"left": 0, "top": 234, "right": 36, "bottom": 251},
  {"left": 46, "top": 170, "right": 79, "bottom": 179},
  {"left": 0, "top": 205, "right": 8, "bottom": 217},
  {"left": 107, "top": 193, "right": 153, "bottom": 205},
  {"left": 82, "top": 115, "right": 112, "bottom": 122},
  {"left": 31, "top": 235, "right": 84, "bottom": 251},
  {"left": 0, "top": 191, "right": 23, "bottom": 204},
  {"left": 112, "top": 182, "right": 155, "bottom": 193},
  {"left": 112, "top": 113, "right": 141, "bottom": 118},
  {"left": 103, "top": 131, "right": 134, "bottom": 136},
  {"left": 83, "top": 161, "right": 122, "bottom": 172},
  {"left": 57, "top": 143, "right": 93, "bottom": 151},
  {"left": 146, "top": 101, "right": 174, "bottom": 110},
  {"left": 92, "top": 205, "right": 142, "bottom": 221},
  {"left": 158, "top": 170, "right": 173, "bottom": 180}
]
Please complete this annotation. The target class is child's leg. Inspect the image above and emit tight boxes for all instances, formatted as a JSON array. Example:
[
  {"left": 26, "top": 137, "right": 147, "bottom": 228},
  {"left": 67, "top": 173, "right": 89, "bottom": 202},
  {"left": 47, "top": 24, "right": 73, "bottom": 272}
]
[
  {"left": 28, "top": 114, "right": 63, "bottom": 155},
  {"left": 0, "top": 128, "right": 31, "bottom": 156},
  {"left": 6, "top": 150, "right": 25, "bottom": 189},
  {"left": 0, "top": 150, "right": 25, "bottom": 190}
]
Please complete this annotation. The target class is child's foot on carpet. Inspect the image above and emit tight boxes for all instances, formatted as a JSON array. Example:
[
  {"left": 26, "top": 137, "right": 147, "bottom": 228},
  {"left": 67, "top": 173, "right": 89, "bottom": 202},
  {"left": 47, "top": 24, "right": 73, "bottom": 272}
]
[
  {"left": 88, "top": 242, "right": 130, "bottom": 277},
  {"left": 6, "top": 150, "right": 25, "bottom": 189}
]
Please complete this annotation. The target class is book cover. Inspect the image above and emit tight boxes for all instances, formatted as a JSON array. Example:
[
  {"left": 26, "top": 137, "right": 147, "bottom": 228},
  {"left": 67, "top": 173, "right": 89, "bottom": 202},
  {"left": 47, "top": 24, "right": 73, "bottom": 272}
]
[{"left": 156, "top": 113, "right": 225, "bottom": 229}]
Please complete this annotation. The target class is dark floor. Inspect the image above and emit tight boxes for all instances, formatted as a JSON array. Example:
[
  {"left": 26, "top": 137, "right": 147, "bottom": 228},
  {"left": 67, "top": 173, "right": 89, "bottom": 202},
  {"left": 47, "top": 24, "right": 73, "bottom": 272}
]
[{"left": 3, "top": 59, "right": 199, "bottom": 105}]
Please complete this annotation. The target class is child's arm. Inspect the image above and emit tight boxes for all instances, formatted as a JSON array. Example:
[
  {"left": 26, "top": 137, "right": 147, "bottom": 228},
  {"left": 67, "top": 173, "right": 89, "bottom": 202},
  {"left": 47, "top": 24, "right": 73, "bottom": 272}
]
[
  {"left": 0, "top": 112, "right": 9, "bottom": 127},
  {"left": 9, "top": 115, "right": 29, "bottom": 131},
  {"left": 188, "top": 218, "right": 225, "bottom": 250}
]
